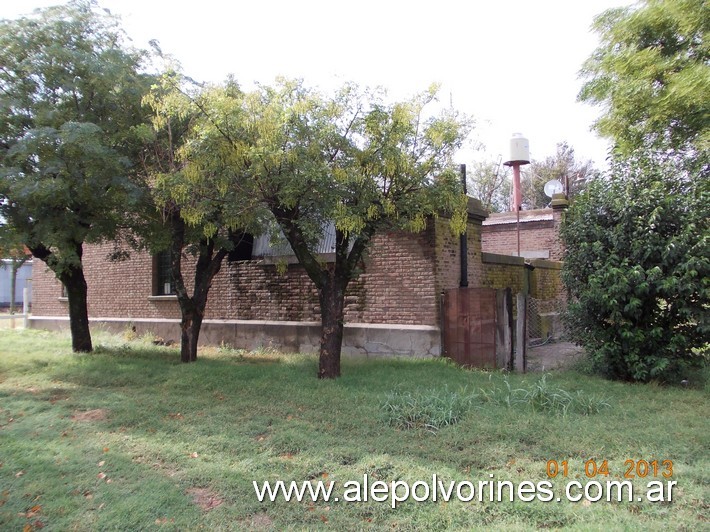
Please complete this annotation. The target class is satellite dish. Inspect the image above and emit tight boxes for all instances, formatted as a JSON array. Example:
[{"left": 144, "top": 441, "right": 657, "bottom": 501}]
[{"left": 543, "top": 179, "right": 564, "bottom": 198}]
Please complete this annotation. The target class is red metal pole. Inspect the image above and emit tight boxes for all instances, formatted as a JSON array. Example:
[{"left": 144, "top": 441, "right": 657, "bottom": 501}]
[
  {"left": 512, "top": 163, "right": 522, "bottom": 212},
  {"left": 513, "top": 163, "right": 522, "bottom": 257}
]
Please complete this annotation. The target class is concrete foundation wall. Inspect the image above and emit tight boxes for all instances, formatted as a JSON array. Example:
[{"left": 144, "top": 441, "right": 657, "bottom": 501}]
[{"left": 29, "top": 317, "right": 441, "bottom": 358}]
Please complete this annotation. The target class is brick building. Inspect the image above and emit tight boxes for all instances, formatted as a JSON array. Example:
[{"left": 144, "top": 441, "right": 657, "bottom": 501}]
[
  {"left": 30, "top": 198, "right": 566, "bottom": 356},
  {"left": 481, "top": 195, "right": 569, "bottom": 260}
]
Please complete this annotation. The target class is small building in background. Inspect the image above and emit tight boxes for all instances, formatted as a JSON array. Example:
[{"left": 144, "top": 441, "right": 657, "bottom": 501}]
[
  {"left": 481, "top": 195, "right": 569, "bottom": 261},
  {"left": 0, "top": 259, "right": 33, "bottom": 308}
]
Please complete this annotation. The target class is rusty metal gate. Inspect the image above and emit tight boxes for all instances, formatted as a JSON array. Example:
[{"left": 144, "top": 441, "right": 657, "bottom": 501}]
[{"left": 442, "top": 287, "right": 513, "bottom": 369}]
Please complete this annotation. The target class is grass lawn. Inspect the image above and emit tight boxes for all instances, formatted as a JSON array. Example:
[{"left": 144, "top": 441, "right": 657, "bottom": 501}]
[{"left": 0, "top": 329, "right": 707, "bottom": 530}]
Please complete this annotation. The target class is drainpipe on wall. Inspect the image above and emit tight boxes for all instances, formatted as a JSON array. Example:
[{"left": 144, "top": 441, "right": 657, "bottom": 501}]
[{"left": 459, "top": 164, "right": 468, "bottom": 288}]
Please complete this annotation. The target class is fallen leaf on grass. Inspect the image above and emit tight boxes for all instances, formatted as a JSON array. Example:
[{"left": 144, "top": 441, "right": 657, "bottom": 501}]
[
  {"left": 24, "top": 505, "right": 42, "bottom": 518},
  {"left": 98, "top": 461, "right": 105, "bottom": 467},
  {"left": 189, "top": 452, "right": 199, "bottom": 459},
  {"left": 15, "top": 471, "right": 24, "bottom": 477},
  {"left": 97, "top": 473, "right": 106, "bottom": 480}
]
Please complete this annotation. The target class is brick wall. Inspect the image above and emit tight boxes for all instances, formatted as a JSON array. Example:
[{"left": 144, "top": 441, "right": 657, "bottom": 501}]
[
  {"left": 529, "top": 259, "right": 566, "bottom": 301},
  {"left": 31, "top": 228, "right": 448, "bottom": 327},
  {"left": 480, "top": 253, "right": 565, "bottom": 300},
  {"left": 480, "top": 253, "right": 526, "bottom": 294},
  {"left": 480, "top": 205, "right": 567, "bottom": 261},
  {"left": 31, "top": 198, "right": 564, "bottom": 333}
]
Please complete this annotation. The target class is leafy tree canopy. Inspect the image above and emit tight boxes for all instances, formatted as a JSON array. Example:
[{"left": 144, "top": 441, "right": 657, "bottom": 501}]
[
  {"left": 0, "top": 0, "right": 152, "bottom": 269},
  {"left": 0, "top": 0, "right": 154, "bottom": 351},
  {"left": 579, "top": 0, "right": 710, "bottom": 156},
  {"left": 177, "top": 78, "right": 470, "bottom": 377},
  {"left": 467, "top": 159, "right": 511, "bottom": 213}
]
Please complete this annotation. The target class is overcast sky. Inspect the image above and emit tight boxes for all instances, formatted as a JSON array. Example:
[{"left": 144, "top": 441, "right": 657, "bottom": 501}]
[{"left": 4, "top": 0, "right": 635, "bottom": 168}]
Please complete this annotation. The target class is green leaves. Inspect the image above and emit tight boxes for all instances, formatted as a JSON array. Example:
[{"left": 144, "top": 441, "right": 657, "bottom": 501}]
[
  {"left": 0, "top": 0, "right": 153, "bottom": 266},
  {"left": 579, "top": 0, "right": 710, "bottom": 157},
  {"left": 561, "top": 154, "right": 709, "bottom": 382}
]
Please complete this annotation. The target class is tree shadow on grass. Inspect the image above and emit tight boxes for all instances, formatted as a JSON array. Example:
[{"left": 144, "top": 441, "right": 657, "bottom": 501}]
[{"left": 46, "top": 342, "right": 317, "bottom": 392}]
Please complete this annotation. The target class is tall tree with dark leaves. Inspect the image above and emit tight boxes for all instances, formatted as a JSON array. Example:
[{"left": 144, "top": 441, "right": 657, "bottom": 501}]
[{"left": 0, "top": 1, "right": 154, "bottom": 351}]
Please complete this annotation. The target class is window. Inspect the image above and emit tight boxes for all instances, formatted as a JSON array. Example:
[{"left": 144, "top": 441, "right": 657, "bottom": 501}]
[
  {"left": 227, "top": 232, "right": 254, "bottom": 262},
  {"left": 155, "top": 251, "right": 175, "bottom": 295}
]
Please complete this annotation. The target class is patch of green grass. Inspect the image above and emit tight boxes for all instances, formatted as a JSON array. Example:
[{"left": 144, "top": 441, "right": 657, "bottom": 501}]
[{"left": 0, "top": 328, "right": 708, "bottom": 530}]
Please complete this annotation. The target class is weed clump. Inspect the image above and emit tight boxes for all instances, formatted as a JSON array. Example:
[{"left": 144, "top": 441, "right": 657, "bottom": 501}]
[
  {"left": 380, "top": 386, "right": 475, "bottom": 432},
  {"left": 479, "top": 374, "right": 611, "bottom": 416}
]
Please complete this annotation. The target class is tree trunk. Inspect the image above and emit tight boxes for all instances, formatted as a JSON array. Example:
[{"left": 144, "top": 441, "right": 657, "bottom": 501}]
[
  {"left": 168, "top": 210, "right": 228, "bottom": 363},
  {"left": 26, "top": 241, "right": 92, "bottom": 352},
  {"left": 179, "top": 306, "right": 202, "bottom": 363},
  {"left": 62, "top": 265, "right": 93, "bottom": 352},
  {"left": 9, "top": 260, "right": 18, "bottom": 314},
  {"left": 318, "top": 276, "right": 346, "bottom": 379}
]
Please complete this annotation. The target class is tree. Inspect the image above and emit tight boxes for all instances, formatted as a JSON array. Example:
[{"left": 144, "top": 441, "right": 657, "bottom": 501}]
[
  {"left": 567, "top": 0, "right": 710, "bottom": 383},
  {"left": 521, "top": 142, "right": 597, "bottom": 210},
  {"left": 139, "top": 74, "right": 263, "bottom": 362},
  {"left": 467, "top": 159, "right": 511, "bottom": 213},
  {"left": 184, "top": 80, "right": 469, "bottom": 378},
  {"left": 0, "top": 1, "right": 153, "bottom": 351},
  {"left": 579, "top": 0, "right": 709, "bottom": 157},
  {"left": 561, "top": 154, "right": 709, "bottom": 382}
]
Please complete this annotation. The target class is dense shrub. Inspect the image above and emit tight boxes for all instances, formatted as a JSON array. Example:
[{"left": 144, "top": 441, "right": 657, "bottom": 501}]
[{"left": 561, "top": 155, "right": 709, "bottom": 382}]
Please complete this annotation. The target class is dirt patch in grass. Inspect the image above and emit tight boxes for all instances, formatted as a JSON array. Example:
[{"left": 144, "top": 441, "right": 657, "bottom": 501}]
[
  {"left": 527, "top": 341, "right": 585, "bottom": 372},
  {"left": 71, "top": 408, "right": 108, "bottom": 422},
  {"left": 186, "top": 487, "right": 223, "bottom": 511},
  {"left": 241, "top": 513, "right": 273, "bottom": 529}
]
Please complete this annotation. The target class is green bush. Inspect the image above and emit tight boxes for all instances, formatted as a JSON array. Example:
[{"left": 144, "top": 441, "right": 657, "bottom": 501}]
[{"left": 561, "top": 155, "right": 709, "bottom": 382}]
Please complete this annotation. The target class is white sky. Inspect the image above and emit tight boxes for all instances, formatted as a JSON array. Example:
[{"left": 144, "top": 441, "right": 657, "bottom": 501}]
[{"left": 4, "top": 0, "right": 635, "bottom": 168}]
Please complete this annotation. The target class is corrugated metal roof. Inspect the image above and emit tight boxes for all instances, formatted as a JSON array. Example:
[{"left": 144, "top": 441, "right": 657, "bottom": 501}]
[
  {"left": 482, "top": 209, "right": 553, "bottom": 226},
  {"left": 252, "top": 222, "right": 338, "bottom": 257}
]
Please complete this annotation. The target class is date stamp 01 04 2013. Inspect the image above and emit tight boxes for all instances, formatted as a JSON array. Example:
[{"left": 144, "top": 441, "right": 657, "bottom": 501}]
[{"left": 546, "top": 459, "right": 674, "bottom": 480}]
